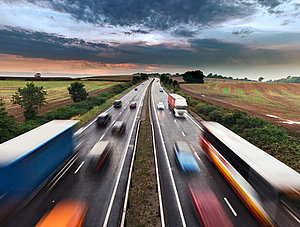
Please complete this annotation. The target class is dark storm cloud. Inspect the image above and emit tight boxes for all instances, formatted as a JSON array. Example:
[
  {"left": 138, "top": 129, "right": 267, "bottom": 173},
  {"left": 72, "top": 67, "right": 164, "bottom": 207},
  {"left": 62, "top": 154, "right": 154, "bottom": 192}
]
[
  {"left": 0, "top": 26, "right": 295, "bottom": 67},
  {"left": 232, "top": 28, "right": 253, "bottom": 37},
  {"left": 258, "top": 0, "right": 289, "bottom": 14},
  {"left": 0, "top": 26, "right": 109, "bottom": 61},
  {"left": 22, "top": 0, "right": 257, "bottom": 30},
  {"left": 173, "top": 29, "right": 197, "bottom": 37}
]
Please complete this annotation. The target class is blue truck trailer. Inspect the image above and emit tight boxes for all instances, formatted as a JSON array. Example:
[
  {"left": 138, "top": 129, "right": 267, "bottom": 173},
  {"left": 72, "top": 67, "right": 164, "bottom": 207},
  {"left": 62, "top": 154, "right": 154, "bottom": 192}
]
[{"left": 0, "top": 120, "right": 79, "bottom": 221}]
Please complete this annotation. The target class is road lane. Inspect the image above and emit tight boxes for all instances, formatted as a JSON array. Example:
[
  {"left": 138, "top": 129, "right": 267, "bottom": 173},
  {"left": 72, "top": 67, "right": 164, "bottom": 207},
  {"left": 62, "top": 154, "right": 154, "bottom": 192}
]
[
  {"left": 4, "top": 80, "right": 150, "bottom": 227},
  {"left": 150, "top": 80, "right": 259, "bottom": 227}
]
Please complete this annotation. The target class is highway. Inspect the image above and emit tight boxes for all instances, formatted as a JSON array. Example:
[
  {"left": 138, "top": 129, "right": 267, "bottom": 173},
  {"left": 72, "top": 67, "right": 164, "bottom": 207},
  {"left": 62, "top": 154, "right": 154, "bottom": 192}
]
[
  {"left": 3, "top": 78, "right": 296, "bottom": 226},
  {"left": 4, "top": 80, "right": 150, "bottom": 227},
  {"left": 150, "top": 80, "right": 259, "bottom": 226}
]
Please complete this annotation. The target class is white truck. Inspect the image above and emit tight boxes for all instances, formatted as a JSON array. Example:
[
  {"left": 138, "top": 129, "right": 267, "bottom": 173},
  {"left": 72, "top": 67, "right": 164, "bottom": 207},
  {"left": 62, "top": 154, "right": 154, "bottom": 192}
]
[{"left": 168, "top": 93, "right": 188, "bottom": 117}]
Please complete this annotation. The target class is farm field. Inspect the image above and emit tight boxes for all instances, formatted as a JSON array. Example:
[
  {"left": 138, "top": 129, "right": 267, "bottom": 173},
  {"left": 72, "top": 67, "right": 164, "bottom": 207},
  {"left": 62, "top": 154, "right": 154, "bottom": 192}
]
[
  {"left": 181, "top": 80, "right": 300, "bottom": 133},
  {"left": 0, "top": 80, "right": 119, "bottom": 121}
]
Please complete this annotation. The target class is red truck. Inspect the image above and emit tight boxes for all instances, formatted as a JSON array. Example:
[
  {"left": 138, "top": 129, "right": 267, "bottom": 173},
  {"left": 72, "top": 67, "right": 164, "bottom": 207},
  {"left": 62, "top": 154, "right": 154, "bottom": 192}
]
[{"left": 168, "top": 93, "right": 188, "bottom": 117}]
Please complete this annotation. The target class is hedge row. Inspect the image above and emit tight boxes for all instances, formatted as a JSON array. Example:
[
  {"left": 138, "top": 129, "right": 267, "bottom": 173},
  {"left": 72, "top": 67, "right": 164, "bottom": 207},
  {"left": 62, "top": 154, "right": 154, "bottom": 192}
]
[
  {"left": 0, "top": 81, "right": 138, "bottom": 144},
  {"left": 178, "top": 90, "right": 300, "bottom": 172}
]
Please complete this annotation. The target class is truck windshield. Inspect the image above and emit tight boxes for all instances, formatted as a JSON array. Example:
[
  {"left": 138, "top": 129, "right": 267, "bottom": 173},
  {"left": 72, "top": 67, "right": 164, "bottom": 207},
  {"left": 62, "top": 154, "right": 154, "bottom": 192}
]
[{"left": 175, "top": 106, "right": 186, "bottom": 110}]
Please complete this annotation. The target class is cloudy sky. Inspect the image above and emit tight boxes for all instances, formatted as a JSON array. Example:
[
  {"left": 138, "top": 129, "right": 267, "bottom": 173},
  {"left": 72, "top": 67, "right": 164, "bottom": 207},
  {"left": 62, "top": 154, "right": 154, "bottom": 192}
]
[{"left": 0, "top": 0, "right": 300, "bottom": 79}]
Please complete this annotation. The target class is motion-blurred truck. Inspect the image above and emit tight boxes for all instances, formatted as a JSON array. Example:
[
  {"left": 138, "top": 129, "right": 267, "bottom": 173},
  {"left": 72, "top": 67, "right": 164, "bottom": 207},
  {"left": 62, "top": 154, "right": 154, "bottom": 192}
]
[
  {"left": 168, "top": 93, "right": 188, "bottom": 117},
  {"left": 0, "top": 120, "right": 79, "bottom": 223}
]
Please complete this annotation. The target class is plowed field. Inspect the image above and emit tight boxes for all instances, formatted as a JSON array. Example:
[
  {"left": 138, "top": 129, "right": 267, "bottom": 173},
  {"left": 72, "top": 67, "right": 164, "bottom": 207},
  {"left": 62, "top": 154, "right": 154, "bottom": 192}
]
[
  {"left": 0, "top": 80, "right": 119, "bottom": 121},
  {"left": 181, "top": 80, "right": 300, "bottom": 132}
]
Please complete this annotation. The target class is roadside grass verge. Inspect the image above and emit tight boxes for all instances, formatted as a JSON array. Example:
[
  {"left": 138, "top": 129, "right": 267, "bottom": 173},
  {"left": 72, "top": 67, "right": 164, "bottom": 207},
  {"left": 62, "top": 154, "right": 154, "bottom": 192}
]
[
  {"left": 126, "top": 83, "right": 160, "bottom": 227},
  {"left": 0, "top": 80, "right": 142, "bottom": 143},
  {"left": 163, "top": 83, "right": 300, "bottom": 172}
]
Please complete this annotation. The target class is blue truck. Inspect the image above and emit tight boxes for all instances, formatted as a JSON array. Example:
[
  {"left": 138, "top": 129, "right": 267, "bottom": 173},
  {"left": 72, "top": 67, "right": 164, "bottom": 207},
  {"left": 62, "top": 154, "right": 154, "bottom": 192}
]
[{"left": 0, "top": 120, "right": 79, "bottom": 221}]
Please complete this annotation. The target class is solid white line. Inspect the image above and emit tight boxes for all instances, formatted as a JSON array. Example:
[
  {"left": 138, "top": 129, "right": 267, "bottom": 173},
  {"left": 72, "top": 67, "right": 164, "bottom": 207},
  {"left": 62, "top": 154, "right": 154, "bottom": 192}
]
[
  {"left": 120, "top": 120, "right": 141, "bottom": 227},
  {"left": 151, "top": 86, "right": 187, "bottom": 227},
  {"left": 194, "top": 153, "right": 200, "bottom": 160},
  {"left": 224, "top": 197, "right": 237, "bottom": 216},
  {"left": 185, "top": 114, "right": 203, "bottom": 130},
  {"left": 103, "top": 83, "right": 148, "bottom": 227},
  {"left": 281, "top": 200, "right": 300, "bottom": 223},
  {"left": 48, "top": 156, "right": 78, "bottom": 192},
  {"left": 181, "top": 131, "right": 185, "bottom": 136},
  {"left": 76, "top": 90, "right": 132, "bottom": 134},
  {"left": 149, "top": 86, "right": 166, "bottom": 227},
  {"left": 74, "top": 161, "right": 85, "bottom": 174}
]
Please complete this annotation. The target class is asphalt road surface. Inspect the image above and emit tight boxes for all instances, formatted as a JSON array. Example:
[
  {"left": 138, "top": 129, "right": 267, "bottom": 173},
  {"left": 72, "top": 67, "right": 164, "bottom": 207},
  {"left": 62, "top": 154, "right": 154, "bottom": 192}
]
[
  {"left": 4, "top": 80, "right": 150, "bottom": 227},
  {"left": 150, "top": 80, "right": 260, "bottom": 227},
  {"left": 4, "top": 79, "right": 293, "bottom": 227}
]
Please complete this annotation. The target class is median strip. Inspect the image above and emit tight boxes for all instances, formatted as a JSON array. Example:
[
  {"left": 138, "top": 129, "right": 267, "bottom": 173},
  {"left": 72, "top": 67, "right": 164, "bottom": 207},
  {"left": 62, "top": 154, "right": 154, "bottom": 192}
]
[{"left": 125, "top": 83, "right": 161, "bottom": 227}]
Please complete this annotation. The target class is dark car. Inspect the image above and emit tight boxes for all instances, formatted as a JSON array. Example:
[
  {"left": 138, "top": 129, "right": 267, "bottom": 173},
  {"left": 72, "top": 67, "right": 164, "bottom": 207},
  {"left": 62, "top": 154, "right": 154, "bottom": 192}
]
[
  {"left": 113, "top": 100, "right": 122, "bottom": 108},
  {"left": 134, "top": 88, "right": 138, "bottom": 91},
  {"left": 112, "top": 121, "right": 126, "bottom": 135},
  {"left": 87, "top": 141, "right": 111, "bottom": 172},
  {"left": 96, "top": 112, "right": 111, "bottom": 126},
  {"left": 174, "top": 141, "right": 200, "bottom": 174},
  {"left": 130, "top": 102, "right": 137, "bottom": 109}
]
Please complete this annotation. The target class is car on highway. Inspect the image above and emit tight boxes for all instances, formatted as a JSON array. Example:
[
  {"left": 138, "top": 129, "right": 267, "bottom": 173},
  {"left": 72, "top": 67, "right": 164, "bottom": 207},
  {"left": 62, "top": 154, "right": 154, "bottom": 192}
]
[
  {"left": 96, "top": 112, "right": 111, "bottom": 126},
  {"left": 112, "top": 121, "right": 126, "bottom": 135},
  {"left": 157, "top": 102, "right": 164, "bottom": 110},
  {"left": 159, "top": 87, "right": 163, "bottom": 92},
  {"left": 174, "top": 141, "right": 200, "bottom": 174},
  {"left": 113, "top": 100, "right": 122, "bottom": 108},
  {"left": 188, "top": 183, "right": 233, "bottom": 227},
  {"left": 87, "top": 141, "right": 111, "bottom": 172},
  {"left": 134, "top": 87, "right": 138, "bottom": 91},
  {"left": 36, "top": 200, "right": 87, "bottom": 227},
  {"left": 130, "top": 102, "right": 137, "bottom": 109}
]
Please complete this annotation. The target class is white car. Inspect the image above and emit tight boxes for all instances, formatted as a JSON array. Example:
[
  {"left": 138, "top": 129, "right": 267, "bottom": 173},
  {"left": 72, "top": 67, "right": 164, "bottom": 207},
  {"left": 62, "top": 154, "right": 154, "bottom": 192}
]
[{"left": 157, "top": 102, "right": 164, "bottom": 110}]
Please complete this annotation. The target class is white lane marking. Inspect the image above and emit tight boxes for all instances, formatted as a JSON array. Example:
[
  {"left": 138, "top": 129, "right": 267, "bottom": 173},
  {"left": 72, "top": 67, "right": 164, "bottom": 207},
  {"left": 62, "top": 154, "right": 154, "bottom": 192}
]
[
  {"left": 119, "top": 112, "right": 122, "bottom": 115},
  {"left": 48, "top": 155, "right": 78, "bottom": 192},
  {"left": 151, "top": 86, "right": 187, "bottom": 227},
  {"left": 103, "top": 84, "right": 148, "bottom": 227},
  {"left": 281, "top": 200, "right": 300, "bottom": 223},
  {"left": 124, "top": 106, "right": 126, "bottom": 109},
  {"left": 149, "top": 104, "right": 166, "bottom": 227},
  {"left": 182, "top": 131, "right": 185, "bottom": 136},
  {"left": 74, "top": 161, "right": 85, "bottom": 174},
  {"left": 185, "top": 114, "right": 203, "bottom": 130},
  {"left": 169, "top": 112, "right": 171, "bottom": 114},
  {"left": 76, "top": 90, "right": 134, "bottom": 134},
  {"left": 224, "top": 197, "right": 237, "bottom": 216},
  {"left": 194, "top": 153, "right": 200, "bottom": 160}
]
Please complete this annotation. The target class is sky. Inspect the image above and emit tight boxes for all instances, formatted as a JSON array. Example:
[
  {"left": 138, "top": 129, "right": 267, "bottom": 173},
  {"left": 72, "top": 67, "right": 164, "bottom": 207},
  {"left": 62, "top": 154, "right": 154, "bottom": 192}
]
[{"left": 0, "top": 0, "right": 300, "bottom": 80}]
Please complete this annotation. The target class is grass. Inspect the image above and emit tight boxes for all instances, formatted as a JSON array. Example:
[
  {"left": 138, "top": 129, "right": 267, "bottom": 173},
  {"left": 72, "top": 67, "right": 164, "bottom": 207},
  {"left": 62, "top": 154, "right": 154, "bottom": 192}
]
[
  {"left": 0, "top": 80, "right": 118, "bottom": 117},
  {"left": 126, "top": 83, "right": 160, "bottom": 227},
  {"left": 73, "top": 87, "right": 133, "bottom": 128}
]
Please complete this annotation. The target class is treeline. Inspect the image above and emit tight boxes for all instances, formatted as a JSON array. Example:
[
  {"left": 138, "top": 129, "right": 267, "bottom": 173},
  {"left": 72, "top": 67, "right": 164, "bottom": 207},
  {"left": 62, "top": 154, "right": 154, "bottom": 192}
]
[
  {"left": 267, "top": 76, "right": 300, "bottom": 83},
  {"left": 0, "top": 77, "right": 145, "bottom": 144},
  {"left": 177, "top": 91, "right": 300, "bottom": 172}
]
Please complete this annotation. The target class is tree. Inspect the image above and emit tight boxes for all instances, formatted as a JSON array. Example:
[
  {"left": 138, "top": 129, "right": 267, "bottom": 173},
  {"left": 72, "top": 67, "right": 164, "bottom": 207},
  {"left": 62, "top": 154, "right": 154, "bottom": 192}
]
[
  {"left": 11, "top": 82, "right": 47, "bottom": 120},
  {"left": 68, "top": 81, "right": 88, "bottom": 102},
  {"left": 172, "top": 80, "right": 179, "bottom": 92},
  {"left": 182, "top": 70, "right": 204, "bottom": 83},
  {"left": 258, "top": 77, "right": 264, "bottom": 82},
  {"left": 0, "top": 98, "right": 19, "bottom": 143},
  {"left": 34, "top": 73, "right": 41, "bottom": 78}
]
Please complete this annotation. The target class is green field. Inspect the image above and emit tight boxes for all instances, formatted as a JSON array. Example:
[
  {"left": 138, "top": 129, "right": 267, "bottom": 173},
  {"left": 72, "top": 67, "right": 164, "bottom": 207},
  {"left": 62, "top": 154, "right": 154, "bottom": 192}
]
[{"left": 0, "top": 80, "right": 119, "bottom": 119}]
